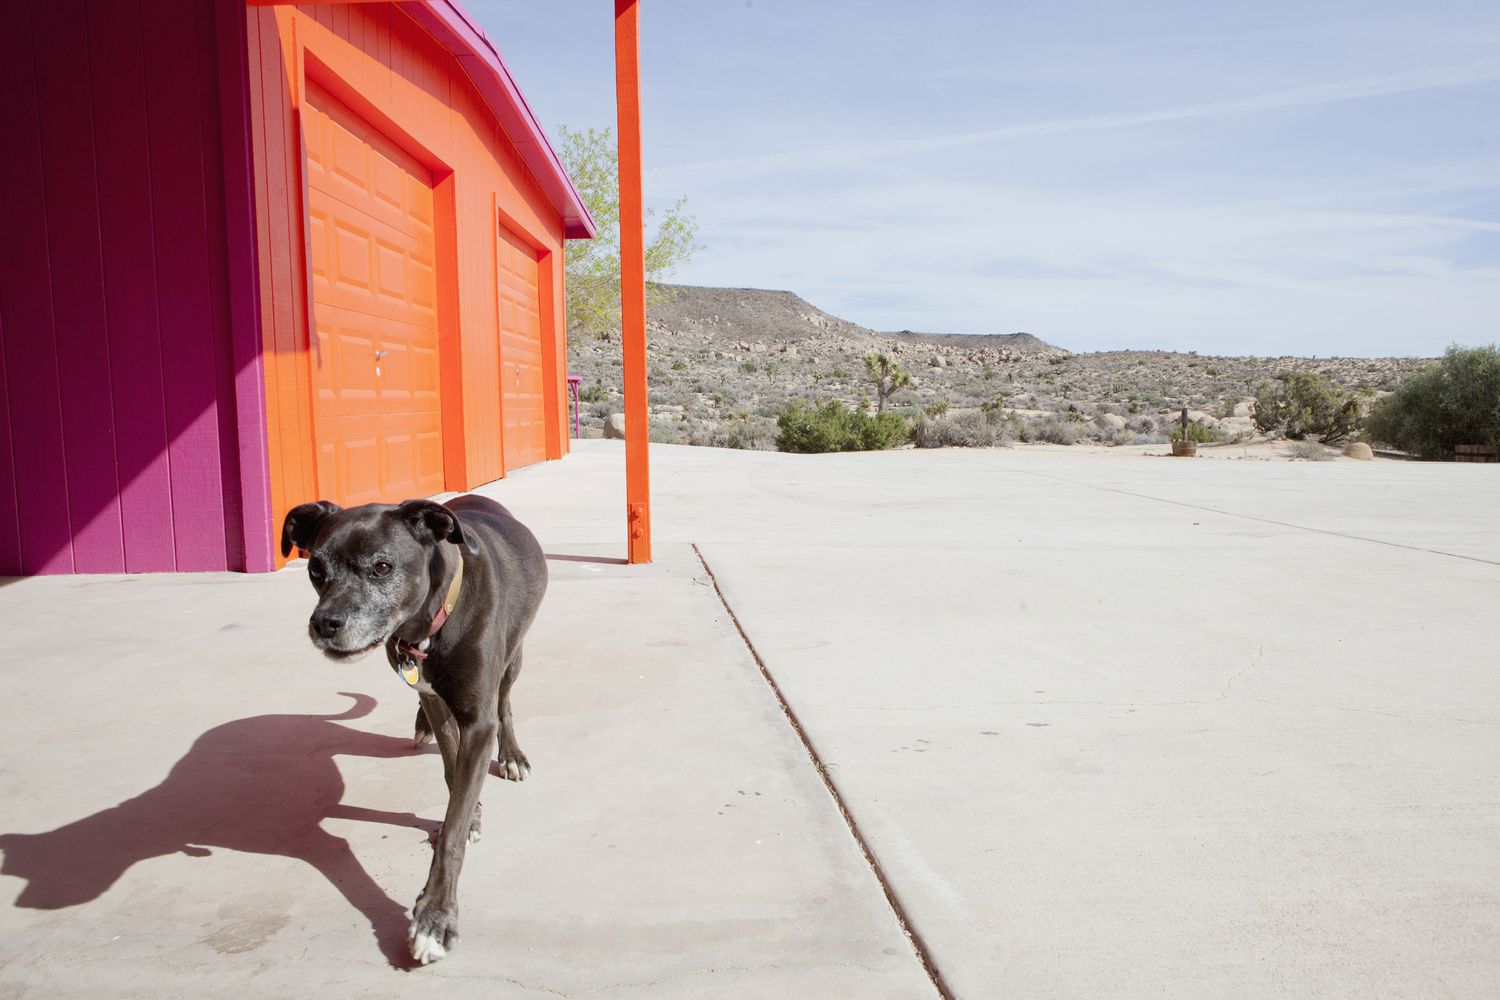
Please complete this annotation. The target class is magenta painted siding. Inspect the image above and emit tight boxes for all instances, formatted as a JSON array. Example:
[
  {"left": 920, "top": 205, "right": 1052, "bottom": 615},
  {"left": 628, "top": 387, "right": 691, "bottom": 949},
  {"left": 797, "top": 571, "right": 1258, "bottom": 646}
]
[{"left": 0, "top": 0, "right": 266, "bottom": 575}]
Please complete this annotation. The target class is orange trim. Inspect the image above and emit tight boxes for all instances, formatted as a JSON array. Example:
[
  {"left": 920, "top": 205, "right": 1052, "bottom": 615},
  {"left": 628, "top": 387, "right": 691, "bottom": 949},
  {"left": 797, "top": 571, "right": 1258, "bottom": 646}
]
[
  {"left": 614, "top": 0, "right": 650, "bottom": 564},
  {"left": 489, "top": 192, "right": 509, "bottom": 477},
  {"left": 435, "top": 174, "right": 466, "bottom": 491},
  {"left": 538, "top": 248, "right": 561, "bottom": 460}
]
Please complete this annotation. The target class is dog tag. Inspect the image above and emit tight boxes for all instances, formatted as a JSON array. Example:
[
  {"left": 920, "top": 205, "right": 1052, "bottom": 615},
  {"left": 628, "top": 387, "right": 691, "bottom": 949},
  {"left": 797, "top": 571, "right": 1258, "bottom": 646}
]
[{"left": 395, "top": 654, "right": 421, "bottom": 688}]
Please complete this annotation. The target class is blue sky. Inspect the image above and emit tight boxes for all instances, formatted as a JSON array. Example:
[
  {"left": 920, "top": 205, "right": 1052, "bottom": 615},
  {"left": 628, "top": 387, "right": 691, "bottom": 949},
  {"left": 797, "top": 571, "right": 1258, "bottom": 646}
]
[{"left": 467, "top": 1, "right": 1500, "bottom": 356}]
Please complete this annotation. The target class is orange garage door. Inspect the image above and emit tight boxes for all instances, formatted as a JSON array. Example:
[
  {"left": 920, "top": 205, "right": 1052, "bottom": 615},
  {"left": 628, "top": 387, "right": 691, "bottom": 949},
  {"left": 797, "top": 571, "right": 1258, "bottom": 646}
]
[
  {"left": 497, "top": 224, "right": 546, "bottom": 470},
  {"left": 303, "top": 82, "right": 444, "bottom": 507}
]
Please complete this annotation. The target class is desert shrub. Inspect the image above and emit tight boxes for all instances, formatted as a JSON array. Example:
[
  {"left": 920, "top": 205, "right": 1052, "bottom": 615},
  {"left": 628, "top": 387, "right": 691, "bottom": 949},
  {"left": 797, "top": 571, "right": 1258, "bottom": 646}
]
[
  {"left": 1287, "top": 439, "right": 1335, "bottom": 461},
  {"left": 1019, "top": 415, "right": 1078, "bottom": 445},
  {"left": 1253, "top": 372, "right": 1362, "bottom": 443},
  {"left": 1363, "top": 345, "right": 1500, "bottom": 460},
  {"left": 923, "top": 398, "right": 951, "bottom": 418},
  {"left": 851, "top": 409, "right": 910, "bottom": 451},
  {"left": 579, "top": 383, "right": 610, "bottom": 404},
  {"left": 683, "top": 416, "right": 776, "bottom": 451},
  {"left": 774, "top": 400, "right": 907, "bottom": 453},
  {"left": 911, "top": 410, "right": 1011, "bottom": 448}
]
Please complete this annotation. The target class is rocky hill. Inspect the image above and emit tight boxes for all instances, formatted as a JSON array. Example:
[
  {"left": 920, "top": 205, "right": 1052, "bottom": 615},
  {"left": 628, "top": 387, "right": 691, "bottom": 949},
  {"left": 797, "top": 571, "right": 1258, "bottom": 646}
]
[
  {"left": 565, "top": 283, "right": 1434, "bottom": 449},
  {"left": 641, "top": 285, "right": 1067, "bottom": 361}
]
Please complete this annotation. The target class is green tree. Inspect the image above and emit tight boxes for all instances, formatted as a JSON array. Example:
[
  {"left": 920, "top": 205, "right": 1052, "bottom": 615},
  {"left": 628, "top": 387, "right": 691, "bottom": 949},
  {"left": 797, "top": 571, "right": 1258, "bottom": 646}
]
[
  {"left": 1364, "top": 345, "right": 1500, "bottom": 459},
  {"left": 1253, "top": 372, "right": 1362, "bottom": 443},
  {"left": 557, "top": 125, "right": 699, "bottom": 338},
  {"left": 862, "top": 353, "right": 912, "bottom": 414}
]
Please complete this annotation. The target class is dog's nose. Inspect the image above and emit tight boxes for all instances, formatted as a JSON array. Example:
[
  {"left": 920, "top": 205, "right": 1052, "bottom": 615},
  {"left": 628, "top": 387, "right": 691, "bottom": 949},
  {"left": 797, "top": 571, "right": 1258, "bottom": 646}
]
[{"left": 311, "top": 612, "right": 344, "bottom": 638}]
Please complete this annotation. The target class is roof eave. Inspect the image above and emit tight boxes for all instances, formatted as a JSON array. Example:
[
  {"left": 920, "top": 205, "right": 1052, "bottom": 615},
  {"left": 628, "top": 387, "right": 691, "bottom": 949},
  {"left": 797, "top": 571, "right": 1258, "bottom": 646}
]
[{"left": 397, "top": 1, "right": 598, "bottom": 240}]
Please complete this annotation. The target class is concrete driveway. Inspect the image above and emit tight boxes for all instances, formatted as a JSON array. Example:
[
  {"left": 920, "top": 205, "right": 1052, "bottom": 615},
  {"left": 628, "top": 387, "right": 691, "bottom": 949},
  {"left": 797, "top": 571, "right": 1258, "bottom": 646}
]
[
  {"left": 3, "top": 439, "right": 1497, "bottom": 999},
  {"left": 491, "top": 442, "right": 1500, "bottom": 999},
  {"left": 0, "top": 539, "right": 927, "bottom": 999}
]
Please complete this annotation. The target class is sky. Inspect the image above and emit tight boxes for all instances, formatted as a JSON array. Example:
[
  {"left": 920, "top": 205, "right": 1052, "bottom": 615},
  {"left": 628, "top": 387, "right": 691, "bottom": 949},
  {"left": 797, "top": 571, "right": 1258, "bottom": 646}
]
[{"left": 466, "top": 0, "right": 1500, "bottom": 357}]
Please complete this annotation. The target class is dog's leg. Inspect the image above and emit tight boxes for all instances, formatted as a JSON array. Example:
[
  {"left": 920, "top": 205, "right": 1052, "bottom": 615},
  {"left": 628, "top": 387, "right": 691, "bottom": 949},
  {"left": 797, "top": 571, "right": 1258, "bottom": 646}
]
[
  {"left": 496, "top": 646, "right": 530, "bottom": 782},
  {"left": 417, "top": 692, "right": 482, "bottom": 844},
  {"left": 408, "top": 709, "right": 496, "bottom": 965}
]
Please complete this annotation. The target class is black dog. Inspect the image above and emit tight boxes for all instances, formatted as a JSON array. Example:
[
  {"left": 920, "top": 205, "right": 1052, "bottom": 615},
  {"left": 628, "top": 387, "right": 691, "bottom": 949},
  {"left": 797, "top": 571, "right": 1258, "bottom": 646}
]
[{"left": 281, "top": 494, "right": 547, "bottom": 965}]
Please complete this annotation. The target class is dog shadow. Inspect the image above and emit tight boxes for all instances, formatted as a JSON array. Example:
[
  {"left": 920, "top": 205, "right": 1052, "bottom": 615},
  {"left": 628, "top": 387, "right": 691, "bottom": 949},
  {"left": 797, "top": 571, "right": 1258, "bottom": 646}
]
[{"left": 0, "top": 692, "right": 435, "bottom": 968}]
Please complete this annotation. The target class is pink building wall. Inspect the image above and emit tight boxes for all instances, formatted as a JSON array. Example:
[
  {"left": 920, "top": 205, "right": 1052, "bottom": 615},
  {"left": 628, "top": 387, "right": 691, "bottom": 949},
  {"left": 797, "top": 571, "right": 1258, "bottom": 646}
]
[{"left": 0, "top": 0, "right": 270, "bottom": 575}]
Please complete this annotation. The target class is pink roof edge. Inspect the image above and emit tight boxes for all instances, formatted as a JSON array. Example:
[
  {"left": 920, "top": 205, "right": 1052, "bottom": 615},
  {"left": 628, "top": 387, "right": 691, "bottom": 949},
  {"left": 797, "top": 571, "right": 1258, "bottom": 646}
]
[{"left": 399, "top": 0, "right": 598, "bottom": 239}]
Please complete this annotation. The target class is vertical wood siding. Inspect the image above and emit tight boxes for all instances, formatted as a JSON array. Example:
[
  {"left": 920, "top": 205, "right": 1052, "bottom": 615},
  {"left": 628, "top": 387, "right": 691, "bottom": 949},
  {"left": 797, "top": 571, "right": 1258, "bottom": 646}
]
[
  {"left": 248, "top": 3, "right": 568, "bottom": 553},
  {"left": 0, "top": 0, "right": 255, "bottom": 574}
]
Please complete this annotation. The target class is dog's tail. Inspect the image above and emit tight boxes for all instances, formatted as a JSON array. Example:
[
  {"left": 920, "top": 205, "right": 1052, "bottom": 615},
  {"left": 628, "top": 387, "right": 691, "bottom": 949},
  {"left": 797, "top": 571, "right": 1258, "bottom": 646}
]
[{"left": 325, "top": 691, "right": 377, "bottom": 722}]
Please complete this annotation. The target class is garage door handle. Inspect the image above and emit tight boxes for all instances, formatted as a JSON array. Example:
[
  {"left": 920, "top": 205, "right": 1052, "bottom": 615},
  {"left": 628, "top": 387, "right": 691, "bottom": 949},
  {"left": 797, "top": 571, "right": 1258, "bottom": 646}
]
[{"left": 375, "top": 350, "right": 389, "bottom": 360}]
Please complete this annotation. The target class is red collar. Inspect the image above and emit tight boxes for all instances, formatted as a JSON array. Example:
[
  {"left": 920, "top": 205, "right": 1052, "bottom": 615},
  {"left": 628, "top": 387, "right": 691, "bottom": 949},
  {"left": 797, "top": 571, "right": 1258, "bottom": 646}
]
[{"left": 394, "top": 551, "right": 465, "bottom": 664}]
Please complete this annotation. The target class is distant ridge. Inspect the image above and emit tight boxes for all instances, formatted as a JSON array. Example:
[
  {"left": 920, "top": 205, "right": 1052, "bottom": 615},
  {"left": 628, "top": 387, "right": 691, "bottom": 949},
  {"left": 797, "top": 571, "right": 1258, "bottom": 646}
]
[
  {"left": 647, "top": 283, "right": 1068, "bottom": 357},
  {"left": 887, "top": 330, "right": 1062, "bottom": 354}
]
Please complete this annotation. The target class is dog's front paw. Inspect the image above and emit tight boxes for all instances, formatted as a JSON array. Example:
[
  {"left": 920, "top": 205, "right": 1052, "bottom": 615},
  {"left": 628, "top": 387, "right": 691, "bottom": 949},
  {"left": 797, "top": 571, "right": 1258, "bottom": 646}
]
[
  {"left": 498, "top": 743, "right": 531, "bottom": 782},
  {"left": 409, "top": 904, "right": 459, "bottom": 965},
  {"left": 413, "top": 706, "right": 433, "bottom": 748}
]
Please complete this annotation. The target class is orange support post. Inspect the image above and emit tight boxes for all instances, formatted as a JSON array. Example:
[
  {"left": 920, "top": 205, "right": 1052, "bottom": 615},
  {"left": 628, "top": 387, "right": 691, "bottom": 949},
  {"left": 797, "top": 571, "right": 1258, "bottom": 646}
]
[{"left": 615, "top": 0, "right": 651, "bottom": 563}]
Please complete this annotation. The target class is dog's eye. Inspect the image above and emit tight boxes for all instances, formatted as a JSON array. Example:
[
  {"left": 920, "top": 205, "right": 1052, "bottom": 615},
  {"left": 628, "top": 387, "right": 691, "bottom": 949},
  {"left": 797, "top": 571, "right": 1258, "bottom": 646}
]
[
  {"left": 371, "top": 561, "right": 393, "bottom": 579},
  {"left": 308, "top": 560, "right": 326, "bottom": 583}
]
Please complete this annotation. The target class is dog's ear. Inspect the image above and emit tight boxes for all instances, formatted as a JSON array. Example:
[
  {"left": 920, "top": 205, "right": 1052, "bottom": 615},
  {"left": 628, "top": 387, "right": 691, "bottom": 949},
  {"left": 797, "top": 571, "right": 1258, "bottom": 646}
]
[
  {"left": 281, "top": 501, "right": 342, "bottom": 557},
  {"left": 397, "top": 499, "right": 478, "bottom": 554}
]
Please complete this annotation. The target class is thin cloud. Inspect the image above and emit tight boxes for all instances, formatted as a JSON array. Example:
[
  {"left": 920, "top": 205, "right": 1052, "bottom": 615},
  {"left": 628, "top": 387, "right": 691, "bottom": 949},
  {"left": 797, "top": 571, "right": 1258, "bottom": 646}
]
[{"left": 652, "top": 59, "right": 1500, "bottom": 185}]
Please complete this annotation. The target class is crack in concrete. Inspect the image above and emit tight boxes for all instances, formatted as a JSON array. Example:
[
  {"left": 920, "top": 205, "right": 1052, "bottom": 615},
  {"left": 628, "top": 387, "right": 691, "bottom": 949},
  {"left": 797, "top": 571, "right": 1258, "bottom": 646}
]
[
  {"left": 1225, "top": 645, "right": 1264, "bottom": 695},
  {"left": 693, "top": 544, "right": 954, "bottom": 1000}
]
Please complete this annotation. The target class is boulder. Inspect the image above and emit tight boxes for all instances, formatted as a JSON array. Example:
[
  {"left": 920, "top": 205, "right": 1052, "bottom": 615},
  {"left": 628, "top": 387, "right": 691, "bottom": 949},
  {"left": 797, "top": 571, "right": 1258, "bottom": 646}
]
[
  {"left": 1183, "top": 410, "right": 1219, "bottom": 428},
  {"left": 1232, "top": 399, "right": 1256, "bottom": 418},
  {"left": 1093, "top": 413, "right": 1127, "bottom": 432},
  {"left": 604, "top": 413, "right": 626, "bottom": 439},
  {"left": 930, "top": 354, "right": 946, "bottom": 368},
  {"left": 1343, "top": 441, "right": 1373, "bottom": 461}
]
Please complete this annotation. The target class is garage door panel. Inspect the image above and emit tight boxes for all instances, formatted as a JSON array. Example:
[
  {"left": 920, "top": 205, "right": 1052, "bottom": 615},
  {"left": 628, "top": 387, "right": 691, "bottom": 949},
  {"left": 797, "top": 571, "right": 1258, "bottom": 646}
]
[
  {"left": 409, "top": 254, "right": 437, "bottom": 312},
  {"left": 375, "top": 240, "right": 407, "bottom": 304},
  {"left": 305, "top": 83, "right": 443, "bottom": 507},
  {"left": 332, "top": 222, "right": 373, "bottom": 292},
  {"left": 306, "top": 88, "right": 435, "bottom": 246},
  {"left": 497, "top": 225, "right": 545, "bottom": 470}
]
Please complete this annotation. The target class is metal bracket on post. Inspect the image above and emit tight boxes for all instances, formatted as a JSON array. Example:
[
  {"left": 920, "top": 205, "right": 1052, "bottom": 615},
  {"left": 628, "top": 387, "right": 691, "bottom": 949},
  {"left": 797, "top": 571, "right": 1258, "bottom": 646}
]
[{"left": 628, "top": 502, "right": 648, "bottom": 545}]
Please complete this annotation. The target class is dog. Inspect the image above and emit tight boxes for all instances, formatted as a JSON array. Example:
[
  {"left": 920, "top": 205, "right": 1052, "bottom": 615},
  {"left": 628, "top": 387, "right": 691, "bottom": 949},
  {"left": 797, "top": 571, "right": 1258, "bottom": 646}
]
[{"left": 281, "top": 494, "right": 547, "bottom": 965}]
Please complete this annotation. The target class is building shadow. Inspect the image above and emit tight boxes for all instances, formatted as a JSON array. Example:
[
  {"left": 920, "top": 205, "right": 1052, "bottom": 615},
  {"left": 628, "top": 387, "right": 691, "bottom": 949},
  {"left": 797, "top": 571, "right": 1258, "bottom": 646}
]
[
  {"left": 544, "top": 552, "right": 628, "bottom": 566},
  {"left": 0, "top": 692, "right": 434, "bottom": 968}
]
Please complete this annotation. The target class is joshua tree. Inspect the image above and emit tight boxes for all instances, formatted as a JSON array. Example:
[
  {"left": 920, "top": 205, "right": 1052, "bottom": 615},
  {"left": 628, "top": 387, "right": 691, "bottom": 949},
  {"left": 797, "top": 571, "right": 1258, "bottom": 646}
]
[{"left": 862, "top": 353, "right": 912, "bottom": 414}]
